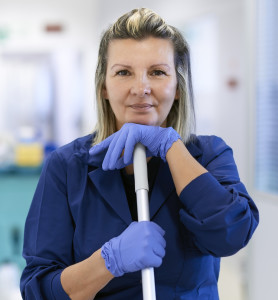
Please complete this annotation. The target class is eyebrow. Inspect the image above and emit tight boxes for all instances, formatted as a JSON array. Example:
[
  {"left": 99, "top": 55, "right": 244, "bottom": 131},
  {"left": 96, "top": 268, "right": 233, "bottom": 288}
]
[
  {"left": 110, "top": 64, "right": 131, "bottom": 70},
  {"left": 151, "top": 64, "right": 171, "bottom": 70},
  {"left": 110, "top": 63, "right": 171, "bottom": 70}
]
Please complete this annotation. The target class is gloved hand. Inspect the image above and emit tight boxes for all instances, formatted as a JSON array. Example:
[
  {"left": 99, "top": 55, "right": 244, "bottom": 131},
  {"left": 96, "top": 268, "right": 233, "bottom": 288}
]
[
  {"left": 101, "top": 221, "right": 166, "bottom": 277},
  {"left": 89, "top": 123, "right": 180, "bottom": 170}
]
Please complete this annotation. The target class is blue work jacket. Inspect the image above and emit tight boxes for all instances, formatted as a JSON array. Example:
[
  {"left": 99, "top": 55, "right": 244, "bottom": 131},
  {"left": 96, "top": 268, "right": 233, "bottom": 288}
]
[{"left": 20, "top": 134, "right": 259, "bottom": 300}]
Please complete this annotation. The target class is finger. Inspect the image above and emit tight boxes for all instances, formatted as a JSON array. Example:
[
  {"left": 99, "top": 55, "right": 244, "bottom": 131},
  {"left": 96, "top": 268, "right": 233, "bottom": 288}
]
[
  {"left": 146, "top": 149, "right": 153, "bottom": 158},
  {"left": 89, "top": 133, "right": 116, "bottom": 156},
  {"left": 114, "top": 151, "right": 137, "bottom": 169},
  {"left": 152, "top": 256, "right": 163, "bottom": 268},
  {"left": 149, "top": 221, "right": 165, "bottom": 236},
  {"left": 123, "top": 129, "right": 138, "bottom": 165},
  {"left": 107, "top": 128, "right": 129, "bottom": 170},
  {"left": 103, "top": 124, "right": 129, "bottom": 169},
  {"left": 140, "top": 221, "right": 165, "bottom": 237},
  {"left": 152, "top": 243, "right": 166, "bottom": 258},
  {"left": 102, "top": 130, "right": 124, "bottom": 170},
  {"left": 115, "top": 157, "right": 126, "bottom": 169},
  {"left": 144, "top": 253, "right": 163, "bottom": 268},
  {"left": 125, "top": 221, "right": 137, "bottom": 231},
  {"left": 150, "top": 230, "right": 166, "bottom": 249},
  {"left": 89, "top": 134, "right": 117, "bottom": 167}
]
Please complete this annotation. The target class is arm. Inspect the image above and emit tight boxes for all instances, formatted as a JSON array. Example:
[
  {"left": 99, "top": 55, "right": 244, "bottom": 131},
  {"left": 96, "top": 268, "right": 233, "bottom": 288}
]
[
  {"left": 20, "top": 151, "right": 113, "bottom": 300},
  {"left": 88, "top": 125, "right": 259, "bottom": 257},
  {"left": 21, "top": 149, "right": 165, "bottom": 300},
  {"left": 62, "top": 221, "right": 166, "bottom": 299},
  {"left": 61, "top": 249, "right": 114, "bottom": 300},
  {"left": 167, "top": 136, "right": 259, "bottom": 257},
  {"left": 166, "top": 138, "right": 207, "bottom": 195}
]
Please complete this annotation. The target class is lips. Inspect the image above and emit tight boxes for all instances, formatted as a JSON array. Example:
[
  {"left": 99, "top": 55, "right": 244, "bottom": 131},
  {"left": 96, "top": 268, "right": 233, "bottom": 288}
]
[{"left": 130, "top": 104, "right": 153, "bottom": 110}]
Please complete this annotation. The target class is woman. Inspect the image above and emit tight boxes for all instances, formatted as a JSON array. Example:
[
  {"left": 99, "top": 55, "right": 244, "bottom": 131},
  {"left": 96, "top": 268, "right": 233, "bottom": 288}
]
[{"left": 20, "top": 8, "right": 259, "bottom": 300}]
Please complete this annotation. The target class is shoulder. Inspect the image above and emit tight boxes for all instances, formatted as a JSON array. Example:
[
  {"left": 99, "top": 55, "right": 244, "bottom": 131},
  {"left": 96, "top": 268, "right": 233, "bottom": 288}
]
[
  {"left": 187, "top": 134, "right": 239, "bottom": 182},
  {"left": 196, "top": 134, "right": 232, "bottom": 155},
  {"left": 35, "top": 135, "right": 94, "bottom": 191},
  {"left": 46, "top": 134, "right": 94, "bottom": 168},
  {"left": 56, "top": 134, "right": 94, "bottom": 158},
  {"left": 186, "top": 134, "right": 232, "bottom": 160}
]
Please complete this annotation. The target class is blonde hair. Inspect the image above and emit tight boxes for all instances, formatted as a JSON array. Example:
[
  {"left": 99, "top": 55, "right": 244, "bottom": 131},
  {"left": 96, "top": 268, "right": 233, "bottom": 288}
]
[{"left": 93, "top": 8, "right": 195, "bottom": 145}]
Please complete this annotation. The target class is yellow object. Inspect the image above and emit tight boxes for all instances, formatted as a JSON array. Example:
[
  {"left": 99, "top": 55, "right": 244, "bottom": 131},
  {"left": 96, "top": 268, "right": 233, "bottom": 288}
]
[{"left": 15, "top": 143, "right": 43, "bottom": 167}]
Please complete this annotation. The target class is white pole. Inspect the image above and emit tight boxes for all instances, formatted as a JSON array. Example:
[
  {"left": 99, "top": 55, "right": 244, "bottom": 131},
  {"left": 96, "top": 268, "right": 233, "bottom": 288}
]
[{"left": 133, "top": 143, "right": 156, "bottom": 300}]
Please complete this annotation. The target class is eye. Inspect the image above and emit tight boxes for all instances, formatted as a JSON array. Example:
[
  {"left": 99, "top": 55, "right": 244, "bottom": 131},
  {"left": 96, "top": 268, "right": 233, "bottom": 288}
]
[
  {"left": 151, "top": 70, "right": 167, "bottom": 76},
  {"left": 115, "top": 70, "right": 130, "bottom": 76}
]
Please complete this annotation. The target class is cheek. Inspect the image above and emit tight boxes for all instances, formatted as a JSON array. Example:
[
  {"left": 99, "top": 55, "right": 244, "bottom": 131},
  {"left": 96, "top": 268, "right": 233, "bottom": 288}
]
[
  {"left": 159, "top": 85, "right": 177, "bottom": 105},
  {"left": 106, "top": 81, "right": 128, "bottom": 102},
  {"left": 108, "top": 100, "right": 121, "bottom": 115},
  {"left": 159, "top": 78, "right": 177, "bottom": 95},
  {"left": 107, "top": 95, "right": 125, "bottom": 119}
]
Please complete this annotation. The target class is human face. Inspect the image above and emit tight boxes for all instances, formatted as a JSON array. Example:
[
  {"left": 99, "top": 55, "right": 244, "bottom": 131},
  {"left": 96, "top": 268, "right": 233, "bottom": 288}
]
[{"left": 103, "top": 37, "right": 179, "bottom": 130}]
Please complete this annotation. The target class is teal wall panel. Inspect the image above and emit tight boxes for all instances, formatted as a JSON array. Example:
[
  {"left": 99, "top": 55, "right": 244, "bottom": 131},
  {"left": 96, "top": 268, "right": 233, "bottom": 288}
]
[{"left": 0, "top": 173, "right": 39, "bottom": 270}]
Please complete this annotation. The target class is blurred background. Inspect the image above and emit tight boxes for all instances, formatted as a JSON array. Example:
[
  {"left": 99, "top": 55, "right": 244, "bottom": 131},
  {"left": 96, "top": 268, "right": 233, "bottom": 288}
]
[{"left": 0, "top": 0, "right": 277, "bottom": 299}]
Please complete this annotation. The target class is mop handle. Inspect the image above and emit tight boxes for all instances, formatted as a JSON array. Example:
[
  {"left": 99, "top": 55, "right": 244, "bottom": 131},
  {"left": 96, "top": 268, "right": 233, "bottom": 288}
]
[{"left": 133, "top": 143, "right": 156, "bottom": 300}]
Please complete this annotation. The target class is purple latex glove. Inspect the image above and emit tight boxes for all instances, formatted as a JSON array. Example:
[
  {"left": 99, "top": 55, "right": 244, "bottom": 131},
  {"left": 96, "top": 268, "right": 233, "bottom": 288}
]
[
  {"left": 89, "top": 123, "right": 180, "bottom": 170},
  {"left": 101, "top": 221, "right": 166, "bottom": 277}
]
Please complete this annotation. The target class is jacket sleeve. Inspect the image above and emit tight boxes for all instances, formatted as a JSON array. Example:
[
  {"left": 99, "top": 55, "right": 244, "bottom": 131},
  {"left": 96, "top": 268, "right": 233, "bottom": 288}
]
[
  {"left": 179, "top": 136, "right": 259, "bottom": 257},
  {"left": 20, "top": 151, "right": 72, "bottom": 299}
]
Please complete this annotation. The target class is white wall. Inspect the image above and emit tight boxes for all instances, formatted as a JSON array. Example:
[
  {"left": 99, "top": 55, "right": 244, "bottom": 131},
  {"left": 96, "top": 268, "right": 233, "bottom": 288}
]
[
  {"left": 248, "top": 196, "right": 278, "bottom": 300},
  {"left": 0, "top": 0, "right": 99, "bottom": 144}
]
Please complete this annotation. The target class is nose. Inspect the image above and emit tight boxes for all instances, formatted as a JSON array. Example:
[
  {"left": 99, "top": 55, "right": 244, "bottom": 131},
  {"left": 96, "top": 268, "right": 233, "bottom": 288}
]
[{"left": 130, "top": 74, "right": 151, "bottom": 97}]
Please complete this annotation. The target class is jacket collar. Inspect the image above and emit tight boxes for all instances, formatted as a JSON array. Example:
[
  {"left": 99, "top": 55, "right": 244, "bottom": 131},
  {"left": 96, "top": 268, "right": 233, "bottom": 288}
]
[
  {"left": 85, "top": 135, "right": 203, "bottom": 225},
  {"left": 87, "top": 161, "right": 175, "bottom": 225},
  {"left": 88, "top": 168, "right": 132, "bottom": 225},
  {"left": 149, "top": 160, "right": 174, "bottom": 219}
]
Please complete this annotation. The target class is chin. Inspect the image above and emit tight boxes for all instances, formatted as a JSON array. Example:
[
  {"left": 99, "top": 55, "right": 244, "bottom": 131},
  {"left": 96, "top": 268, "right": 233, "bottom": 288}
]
[
  {"left": 130, "top": 120, "right": 158, "bottom": 126},
  {"left": 126, "top": 116, "right": 161, "bottom": 127}
]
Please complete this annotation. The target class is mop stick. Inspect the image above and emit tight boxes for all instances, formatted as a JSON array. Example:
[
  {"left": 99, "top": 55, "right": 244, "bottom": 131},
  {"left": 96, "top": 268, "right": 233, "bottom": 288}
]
[{"left": 133, "top": 143, "right": 156, "bottom": 300}]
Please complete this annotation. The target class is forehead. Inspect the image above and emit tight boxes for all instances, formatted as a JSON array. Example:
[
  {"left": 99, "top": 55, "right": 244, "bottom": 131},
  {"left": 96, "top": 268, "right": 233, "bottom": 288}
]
[{"left": 107, "top": 37, "right": 175, "bottom": 64}]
